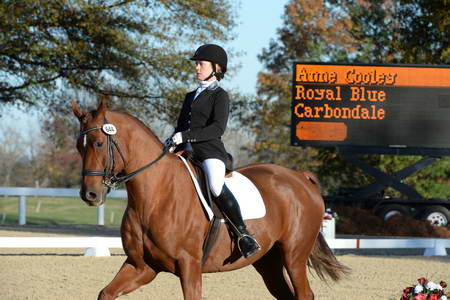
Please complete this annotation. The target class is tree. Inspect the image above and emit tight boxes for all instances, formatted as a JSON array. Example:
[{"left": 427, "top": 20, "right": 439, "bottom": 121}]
[
  {"left": 0, "top": 126, "right": 28, "bottom": 186},
  {"left": 250, "top": 0, "right": 363, "bottom": 193},
  {"left": 344, "top": 0, "right": 450, "bottom": 64},
  {"left": 32, "top": 114, "right": 81, "bottom": 188},
  {"left": 0, "top": 0, "right": 236, "bottom": 124},
  {"left": 252, "top": 0, "right": 450, "bottom": 196}
]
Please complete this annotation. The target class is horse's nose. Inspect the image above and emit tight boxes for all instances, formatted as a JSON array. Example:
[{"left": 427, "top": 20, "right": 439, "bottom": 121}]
[{"left": 85, "top": 190, "right": 99, "bottom": 202}]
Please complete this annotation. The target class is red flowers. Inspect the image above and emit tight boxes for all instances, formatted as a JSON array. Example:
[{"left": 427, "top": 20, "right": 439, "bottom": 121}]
[
  {"left": 428, "top": 294, "right": 439, "bottom": 300},
  {"left": 400, "top": 278, "right": 448, "bottom": 300},
  {"left": 414, "top": 294, "right": 427, "bottom": 300}
]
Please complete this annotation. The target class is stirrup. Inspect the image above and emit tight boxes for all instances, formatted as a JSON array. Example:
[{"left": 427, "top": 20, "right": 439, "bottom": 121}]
[{"left": 237, "top": 234, "right": 261, "bottom": 258}]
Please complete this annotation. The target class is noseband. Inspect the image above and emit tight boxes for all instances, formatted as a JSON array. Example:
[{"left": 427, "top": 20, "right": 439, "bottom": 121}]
[{"left": 79, "top": 121, "right": 169, "bottom": 190}]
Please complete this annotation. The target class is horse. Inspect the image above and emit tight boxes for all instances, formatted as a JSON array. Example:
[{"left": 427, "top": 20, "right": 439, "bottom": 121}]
[{"left": 71, "top": 97, "right": 349, "bottom": 300}]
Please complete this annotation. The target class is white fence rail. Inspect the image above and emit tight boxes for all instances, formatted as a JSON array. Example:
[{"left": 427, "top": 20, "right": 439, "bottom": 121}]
[
  {"left": 0, "top": 188, "right": 448, "bottom": 257},
  {"left": 0, "top": 187, "right": 127, "bottom": 225},
  {"left": 0, "top": 237, "right": 122, "bottom": 256},
  {"left": 327, "top": 238, "right": 449, "bottom": 256},
  {"left": 0, "top": 237, "right": 447, "bottom": 257}
]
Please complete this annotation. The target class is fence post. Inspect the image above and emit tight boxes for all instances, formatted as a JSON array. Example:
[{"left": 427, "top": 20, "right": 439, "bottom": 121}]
[
  {"left": 321, "top": 218, "right": 336, "bottom": 239},
  {"left": 19, "top": 196, "right": 26, "bottom": 225},
  {"left": 423, "top": 239, "right": 447, "bottom": 256},
  {"left": 97, "top": 204, "right": 105, "bottom": 225}
]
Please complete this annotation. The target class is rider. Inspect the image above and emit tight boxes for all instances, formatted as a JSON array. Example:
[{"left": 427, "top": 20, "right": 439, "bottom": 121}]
[{"left": 166, "top": 44, "right": 261, "bottom": 258}]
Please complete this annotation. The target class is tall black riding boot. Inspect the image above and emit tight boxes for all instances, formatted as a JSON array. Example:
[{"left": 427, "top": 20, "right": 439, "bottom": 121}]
[{"left": 213, "top": 185, "right": 261, "bottom": 258}]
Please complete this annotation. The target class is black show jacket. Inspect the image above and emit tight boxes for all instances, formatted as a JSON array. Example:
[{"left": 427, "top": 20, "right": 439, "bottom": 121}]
[{"left": 175, "top": 82, "right": 233, "bottom": 170}]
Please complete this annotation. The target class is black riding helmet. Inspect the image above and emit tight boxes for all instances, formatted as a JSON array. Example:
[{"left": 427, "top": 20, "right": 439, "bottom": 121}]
[{"left": 190, "top": 44, "right": 227, "bottom": 80}]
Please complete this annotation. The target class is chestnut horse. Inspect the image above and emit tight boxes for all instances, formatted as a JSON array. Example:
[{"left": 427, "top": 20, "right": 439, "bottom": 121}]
[{"left": 71, "top": 98, "right": 348, "bottom": 300}]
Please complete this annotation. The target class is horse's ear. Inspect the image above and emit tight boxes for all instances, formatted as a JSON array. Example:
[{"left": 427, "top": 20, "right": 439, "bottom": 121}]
[
  {"left": 96, "top": 95, "right": 109, "bottom": 116},
  {"left": 71, "top": 101, "right": 85, "bottom": 121}
]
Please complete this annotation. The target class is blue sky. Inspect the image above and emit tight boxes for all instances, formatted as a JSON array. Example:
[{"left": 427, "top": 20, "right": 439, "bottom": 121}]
[
  {"left": 226, "top": 1, "right": 285, "bottom": 94},
  {"left": 0, "top": 1, "right": 286, "bottom": 130}
]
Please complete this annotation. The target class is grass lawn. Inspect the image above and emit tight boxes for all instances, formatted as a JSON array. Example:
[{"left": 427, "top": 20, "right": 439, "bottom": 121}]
[{"left": 0, "top": 196, "right": 127, "bottom": 226}]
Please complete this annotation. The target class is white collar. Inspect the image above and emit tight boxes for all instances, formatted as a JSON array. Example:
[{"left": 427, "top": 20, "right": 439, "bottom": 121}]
[{"left": 198, "top": 80, "right": 216, "bottom": 90}]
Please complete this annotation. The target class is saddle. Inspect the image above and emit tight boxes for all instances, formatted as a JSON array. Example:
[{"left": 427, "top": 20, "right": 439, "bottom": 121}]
[{"left": 178, "top": 151, "right": 232, "bottom": 203}]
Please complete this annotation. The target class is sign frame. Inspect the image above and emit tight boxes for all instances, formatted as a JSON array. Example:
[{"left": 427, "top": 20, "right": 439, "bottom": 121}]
[{"left": 291, "top": 62, "right": 450, "bottom": 155}]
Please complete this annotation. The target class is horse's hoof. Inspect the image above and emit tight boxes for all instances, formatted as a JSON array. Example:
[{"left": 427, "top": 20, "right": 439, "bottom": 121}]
[{"left": 98, "top": 289, "right": 113, "bottom": 300}]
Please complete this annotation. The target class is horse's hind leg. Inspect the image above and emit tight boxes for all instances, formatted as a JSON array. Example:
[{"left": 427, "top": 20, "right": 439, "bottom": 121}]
[
  {"left": 282, "top": 242, "right": 315, "bottom": 300},
  {"left": 252, "top": 246, "right": 295, "bottom": 300},
  {"left": 98, "top": 259, "right": 157, "bottom": 300}
]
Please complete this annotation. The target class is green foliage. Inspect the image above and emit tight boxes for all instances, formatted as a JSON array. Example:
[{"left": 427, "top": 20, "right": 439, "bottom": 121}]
[
  {"left": 0, "top": 0, "right": 247, "bottom": 187},
  {"left": 0, "top": 0, "right": 236, "bottom": 123},
  {"left": 378, "top": 155, "right": 450, "bottom": 199},
  {"left": 252, "top": 0, "right": 450, "bottom": 197},
  {"left": 341, "top": 0, "right": 450, "bottom": 63}
]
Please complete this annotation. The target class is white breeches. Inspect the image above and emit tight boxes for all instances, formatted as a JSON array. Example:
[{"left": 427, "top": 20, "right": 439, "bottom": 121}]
[{"left": 202, "top": 158, "right": 226, "bottom": 197}]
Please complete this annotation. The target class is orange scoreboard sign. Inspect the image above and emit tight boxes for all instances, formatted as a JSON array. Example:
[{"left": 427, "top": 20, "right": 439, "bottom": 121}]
[{"left": 291, "top": 63, "right": 450, "bottom": 149}]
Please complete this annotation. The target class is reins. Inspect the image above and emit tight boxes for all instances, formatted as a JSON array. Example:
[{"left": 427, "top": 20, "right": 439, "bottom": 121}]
[
  {"left": 111, "top": 150, "right": 167, "bottom": 186},
  {"left": 79, "top": 121, "right": 170, "bottom": 190}
]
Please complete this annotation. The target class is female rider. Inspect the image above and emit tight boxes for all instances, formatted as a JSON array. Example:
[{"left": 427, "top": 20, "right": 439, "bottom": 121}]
[{"left": 166, "top": 44, "right": 260, "bottom": 258}]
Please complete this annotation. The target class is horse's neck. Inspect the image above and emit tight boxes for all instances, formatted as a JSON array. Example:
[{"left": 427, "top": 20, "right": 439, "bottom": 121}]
[
  {"left": 110, "top": 111, "right": 178, "bottom": 211},
  {"left": 124, "top": 155, "right": 181, "bottom": 217},
  {"left": 112, "top": 112, "right": 163, "bottom": 173}
]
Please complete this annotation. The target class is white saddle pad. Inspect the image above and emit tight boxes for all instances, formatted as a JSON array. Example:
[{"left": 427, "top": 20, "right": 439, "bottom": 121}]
[
  {"left": 177, "top": 155, "right": 266, "bottom": 221},
  {"left": 224, "top": 172, "right": 266, "bottom": 220}
]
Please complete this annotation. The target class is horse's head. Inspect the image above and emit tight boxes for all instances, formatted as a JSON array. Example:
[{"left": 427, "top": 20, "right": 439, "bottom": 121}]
[{"left": 71, "top": 97, "right": 126, "bottom": 206}]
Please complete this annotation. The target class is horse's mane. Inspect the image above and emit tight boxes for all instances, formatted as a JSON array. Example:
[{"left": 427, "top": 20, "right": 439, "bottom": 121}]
[
  {"left": 117, "top": 110, "right": 162, "bottom": 144},
  {"left": 91, "top": 109, "right": 163, "bottom": 145}
]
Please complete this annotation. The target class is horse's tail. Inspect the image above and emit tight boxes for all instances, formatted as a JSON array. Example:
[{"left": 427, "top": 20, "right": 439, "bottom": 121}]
[{"left": 308, "top": 232, "right": 350, "bottom": 282}]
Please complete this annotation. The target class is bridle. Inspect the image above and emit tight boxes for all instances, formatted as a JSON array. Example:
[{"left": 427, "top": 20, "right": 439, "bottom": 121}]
[{"left": 79, "top": 120, "right": 170, "bottom": 190}]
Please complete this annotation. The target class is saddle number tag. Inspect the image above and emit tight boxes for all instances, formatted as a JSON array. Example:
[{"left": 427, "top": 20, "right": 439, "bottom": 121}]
[{"left": 102, "top": 124, "right": 117, "bottom": 135}]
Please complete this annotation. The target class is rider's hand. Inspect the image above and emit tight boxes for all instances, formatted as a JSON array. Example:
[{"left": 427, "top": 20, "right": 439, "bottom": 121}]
[
  {"left": 171, "top": 132, "right": 183, "bottom": 145},
  {"left": 164, "top": 132, "right": 183, "bottom": 153}
]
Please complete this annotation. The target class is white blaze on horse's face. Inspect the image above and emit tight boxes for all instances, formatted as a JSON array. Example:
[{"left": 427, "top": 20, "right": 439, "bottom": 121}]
[{"left": 83, "top": 134, "right": 87, "bottom": 148}]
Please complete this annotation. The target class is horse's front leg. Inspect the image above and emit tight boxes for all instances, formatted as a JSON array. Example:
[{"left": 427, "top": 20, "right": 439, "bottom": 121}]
[
  {"left": 177, "top": 256, "right": 203, "bottom": 300},
  {"left": 98, "top": 259, "right": 157, "bottom": 300}
]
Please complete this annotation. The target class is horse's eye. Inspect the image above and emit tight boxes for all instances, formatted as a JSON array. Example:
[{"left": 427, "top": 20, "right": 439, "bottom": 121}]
[{"left": 94, "top": 141, "right": 104, "bottom": 148}]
